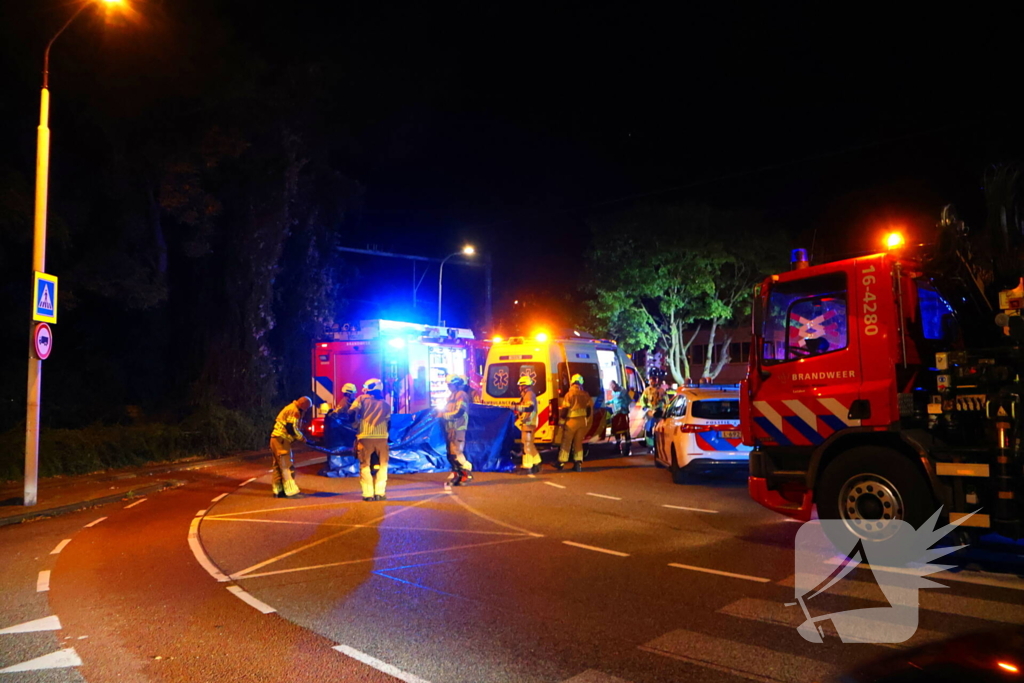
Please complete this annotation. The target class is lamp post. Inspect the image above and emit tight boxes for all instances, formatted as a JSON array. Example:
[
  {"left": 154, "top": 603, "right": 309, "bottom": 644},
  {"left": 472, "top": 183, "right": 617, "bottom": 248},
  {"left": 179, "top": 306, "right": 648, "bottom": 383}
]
[
  {"left": 24, "top": 0, "right": 125, "bottom": 507},
  {"left": 437, "top": 245, "right": 475, "bottom": 327}
]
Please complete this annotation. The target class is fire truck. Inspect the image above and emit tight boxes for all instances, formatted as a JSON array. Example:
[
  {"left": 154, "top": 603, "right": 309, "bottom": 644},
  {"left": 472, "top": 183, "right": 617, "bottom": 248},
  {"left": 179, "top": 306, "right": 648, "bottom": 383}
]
[
  {"left": 744, "top": 205, "right": 1024, "bottom": 541},
  {"left": 308, "top": 320, "right": 489, "bottom": 438}
]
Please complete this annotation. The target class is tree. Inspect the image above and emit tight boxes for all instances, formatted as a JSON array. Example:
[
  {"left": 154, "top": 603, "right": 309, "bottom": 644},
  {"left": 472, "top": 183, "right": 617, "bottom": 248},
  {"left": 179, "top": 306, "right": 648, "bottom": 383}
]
[{"left": 586, "top": 203, "right": 786, "bottom": 382}]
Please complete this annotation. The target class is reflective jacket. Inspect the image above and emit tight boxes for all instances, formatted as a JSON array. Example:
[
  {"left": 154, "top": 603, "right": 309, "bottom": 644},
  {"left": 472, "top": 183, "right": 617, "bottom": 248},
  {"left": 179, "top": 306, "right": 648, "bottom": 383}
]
[
  {"left": 640, "top": 386, "right": 664, "bottom": 411},
  {"left": 349, "top": 394, "right": 392, "bottom": 439},
  {"left": 516, "top": 388, "right": 538, "bottom": 429},
  {"left": 442, "top": 389, "right": 471, "bottom": 433},
  {"left": 560, "top": 385, "right": 593, "bottom": 421},
  {"left": 271, "top": 401, "right": 307, "bottom": 443}
]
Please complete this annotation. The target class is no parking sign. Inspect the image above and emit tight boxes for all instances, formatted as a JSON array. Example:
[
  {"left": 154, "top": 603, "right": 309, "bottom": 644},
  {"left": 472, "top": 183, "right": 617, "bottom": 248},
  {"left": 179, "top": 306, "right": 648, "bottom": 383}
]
[{"left": 34, "top": 323, "right": 52, "bottom": 360}]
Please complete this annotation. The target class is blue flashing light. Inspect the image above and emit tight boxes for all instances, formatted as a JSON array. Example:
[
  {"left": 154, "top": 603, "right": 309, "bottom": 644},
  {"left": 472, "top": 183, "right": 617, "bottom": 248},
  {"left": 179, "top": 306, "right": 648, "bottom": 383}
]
[{"left": 388, "top": 337, "right": 406, "bottom": 350}]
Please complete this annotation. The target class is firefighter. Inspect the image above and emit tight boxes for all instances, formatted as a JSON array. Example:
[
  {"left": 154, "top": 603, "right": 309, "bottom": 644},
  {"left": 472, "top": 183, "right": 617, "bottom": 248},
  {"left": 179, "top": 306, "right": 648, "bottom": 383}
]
[
  {"left": 331, "top": 383, "right": 358, "bottom": 418},
  {"left": 516, "top": 375, "right": 542, "bottom": 473},
  {"left": 269, "top": 396, "right": 313, "bottom": 498},
  {"left": 348, "top": 378, "right": 392, "bottom": 501},
  {"left": 639, "top": 375, "right": 665, "bottom": 450},
  {"left": 607, "top": 379, "right": 633, "bottom": 456},
  {"left": 440, "top": 374, "right": 474, "bottom": 486},
  {"left": 558, "top": 374, "right": 593, "bottom": 471}
]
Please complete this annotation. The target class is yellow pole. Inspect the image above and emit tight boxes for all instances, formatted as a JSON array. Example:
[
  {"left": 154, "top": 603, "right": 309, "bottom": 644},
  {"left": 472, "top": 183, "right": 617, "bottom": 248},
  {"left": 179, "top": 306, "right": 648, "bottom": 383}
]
[{"left": 24, "top": 86, "right": 50, "bottom": 507}]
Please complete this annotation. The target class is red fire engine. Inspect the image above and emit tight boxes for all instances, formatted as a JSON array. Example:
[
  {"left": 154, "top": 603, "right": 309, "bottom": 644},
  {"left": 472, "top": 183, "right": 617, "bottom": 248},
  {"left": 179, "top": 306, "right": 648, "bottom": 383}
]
[
  {"left": 308, "top": 320, "right": 490, "bottom": 438},
  {"left": 744, "top": 206, "right": 1024, "bottom": 541}
]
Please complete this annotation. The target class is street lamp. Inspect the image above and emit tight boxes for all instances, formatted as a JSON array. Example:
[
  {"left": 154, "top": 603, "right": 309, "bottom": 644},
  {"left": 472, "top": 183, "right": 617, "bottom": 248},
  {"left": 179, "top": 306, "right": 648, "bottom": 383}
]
[
  {"left": 24, "top": 0, "right": 126, "bottom": 507},
  {"left": 437, "top": 245, "right": 475, "bottom": 327}
]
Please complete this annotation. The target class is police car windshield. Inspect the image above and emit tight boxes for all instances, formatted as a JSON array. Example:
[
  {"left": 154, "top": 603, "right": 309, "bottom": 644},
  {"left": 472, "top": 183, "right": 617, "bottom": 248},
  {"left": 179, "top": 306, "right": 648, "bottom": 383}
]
[{"left": 691, "top": 399, "right": 740, "bottom": 420}]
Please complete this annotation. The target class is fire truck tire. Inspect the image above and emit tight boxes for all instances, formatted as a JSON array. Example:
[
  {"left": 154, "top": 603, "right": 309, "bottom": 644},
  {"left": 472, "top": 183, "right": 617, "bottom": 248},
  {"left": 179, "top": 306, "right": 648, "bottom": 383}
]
[{"left": 817, "top": 446, "right": 935, "bottom": 544}]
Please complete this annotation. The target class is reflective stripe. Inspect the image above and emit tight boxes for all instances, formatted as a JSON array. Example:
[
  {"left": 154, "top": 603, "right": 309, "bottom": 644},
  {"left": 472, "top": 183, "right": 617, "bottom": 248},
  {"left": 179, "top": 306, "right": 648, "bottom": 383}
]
[{"left": 568, "top": 409, "right": 588, "bottom": 418}]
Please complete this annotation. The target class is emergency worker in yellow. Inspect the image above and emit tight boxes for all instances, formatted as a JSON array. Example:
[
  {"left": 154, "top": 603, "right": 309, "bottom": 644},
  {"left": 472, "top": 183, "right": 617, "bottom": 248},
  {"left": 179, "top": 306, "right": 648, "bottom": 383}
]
[
  {"left": 330, "top": 383, "right": 357, "bottom": 421},
  {"left": 440, "top": 375, "right": 474, "bottom": 486},
  {"left": 270, "top": 396, "right": 312, "bottom": 497},
  {"left": 348, "top": 378, "right": 392, "bottom": 501},
  {"left": 516, "top": 375, "right": 541, "bottom": 473},
  {"left": 558, "top": 374, "right": 593, "bottom": 471},
  {"left": 640, "top": 375, "right": 665, "bottom": 449}
]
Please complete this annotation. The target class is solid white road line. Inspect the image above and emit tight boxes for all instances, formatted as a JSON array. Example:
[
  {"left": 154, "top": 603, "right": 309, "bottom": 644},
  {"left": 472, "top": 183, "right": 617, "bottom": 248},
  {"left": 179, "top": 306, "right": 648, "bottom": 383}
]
[
  {"left": 124, "top": 498, "right": 147, "bottom": 509},
  {"left": 563, "top": 541, "right": 630, "bottom": 557},
  {"left": 36, "top": 571, "right": 51, "bottom": 592},
  {"left": 0, "top": 648, "right": 82, "bottom": 673},
  {"left": 668, "top": 563, "right": 770, "bottom": 583},
  {"left": 662, "top": 504, "right": 719, "bottom": 514},
  {"left": 50, "top": 539, "right": 71, "bottom": 555},
  {"left": 83, "top": 517, "right": 107, "bottom": 528},
  {"left": 450, "top": 493, "right": 545, "bottom": 537},
  {"left": 333, "top": 644, "right": 431, "bottom": 683},
  {"left": 211, "top": 493, "right": 228, "bottom": 503},
  {"left": 640, "top": 629, "right": 833, "bottom": 683},
  {"left": 586, "top": 493, "right": 622, "bottom": 501},
  {"left": 196, "top": 509, "right": 207, "bottom": 516},
  {"left": 239, "top": 477, "right": 257, "bottom": 487},
  {"left": 187, "top": 517, "right": 230, "bottom": 582},
  {"left": 0, "top": 615, "right": 62, "bottom": 634},
  {"left": 544, "top": 482, "right": 566, "bottom": 489},
  {"left": 226, "top": 586, "right": 276, "bottom": 614}
]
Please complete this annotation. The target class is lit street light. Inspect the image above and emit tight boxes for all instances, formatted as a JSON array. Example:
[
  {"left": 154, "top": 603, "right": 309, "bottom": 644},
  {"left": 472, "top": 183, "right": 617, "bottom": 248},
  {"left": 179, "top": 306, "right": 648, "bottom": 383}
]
[
  {"left": 437, "top": 245, "right": 475, "bottom": 327},
  {"left": 24, "top": 0, "right": 127, "bottom": 507}
]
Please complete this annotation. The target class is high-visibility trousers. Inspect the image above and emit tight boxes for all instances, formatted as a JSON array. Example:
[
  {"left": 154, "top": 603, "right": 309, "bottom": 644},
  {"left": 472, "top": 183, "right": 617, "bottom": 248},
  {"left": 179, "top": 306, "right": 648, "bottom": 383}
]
[
  {"left": 521, "top": 428, "right": 541, "bottom": 468},
  {"left": 559, "top": 418, "right": 588, "bottom": 462},
  {"left": 356, "top": 438, "right": 389, "bottom": 498},
  {"left": 446, "top": 429, "right": 472, "bottom": 472},
  {"left": 269, "top": 436, "right": 299, "bottom": 496}
]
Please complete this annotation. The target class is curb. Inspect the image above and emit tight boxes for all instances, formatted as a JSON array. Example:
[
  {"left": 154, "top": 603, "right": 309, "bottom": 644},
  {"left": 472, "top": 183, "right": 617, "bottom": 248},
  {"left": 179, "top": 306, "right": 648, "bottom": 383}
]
[{"left": 0, "top": 480, "right": 186, "bottom": 527}]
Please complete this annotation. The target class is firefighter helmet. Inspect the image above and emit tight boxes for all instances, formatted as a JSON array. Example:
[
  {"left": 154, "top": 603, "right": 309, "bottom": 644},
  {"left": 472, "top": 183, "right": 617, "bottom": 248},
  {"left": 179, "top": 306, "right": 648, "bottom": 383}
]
[
  {"left": 517, "top": 375, "right": 534, "bottom": 387},
  {"left": 570, "top": 373, "right": 584, "bottom": 385},
  {"left": 447, "top": 374, "right": 467, "bottom": 388},
  {"left": 363, "top": 378, "right": 383, "bottom": 393},
  {"left": 296, "top": 396, "right": 313, "bottom": 410},
  {"left": 341, "top": 383, "right": 357, "bottom": 395}
]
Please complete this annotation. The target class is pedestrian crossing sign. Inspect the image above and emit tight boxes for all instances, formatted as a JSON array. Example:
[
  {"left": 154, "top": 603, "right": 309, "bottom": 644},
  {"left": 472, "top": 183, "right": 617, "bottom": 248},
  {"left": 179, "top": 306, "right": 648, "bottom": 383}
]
[{"left": 32, "top": 272, "right": 58, "bottom": 324}]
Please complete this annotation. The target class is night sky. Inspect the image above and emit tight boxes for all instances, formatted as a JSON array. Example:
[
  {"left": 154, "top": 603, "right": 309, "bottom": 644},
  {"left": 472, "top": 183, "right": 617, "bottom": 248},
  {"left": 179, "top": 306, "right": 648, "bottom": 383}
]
[{"left": 2, "top": 1, "right": 1021, "bottom": 332}]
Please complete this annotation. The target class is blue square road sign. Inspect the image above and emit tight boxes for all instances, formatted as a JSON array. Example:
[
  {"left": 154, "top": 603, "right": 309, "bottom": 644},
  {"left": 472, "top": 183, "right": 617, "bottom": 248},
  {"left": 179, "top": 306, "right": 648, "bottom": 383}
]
[{"left": 33, "top": 272, "right": 58, "bottom": 324}]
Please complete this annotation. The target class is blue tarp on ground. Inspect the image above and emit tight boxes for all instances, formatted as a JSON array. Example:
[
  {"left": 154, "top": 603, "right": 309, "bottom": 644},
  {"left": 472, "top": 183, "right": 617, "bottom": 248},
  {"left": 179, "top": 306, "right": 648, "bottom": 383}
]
[{"left": 320, "top": 404, "right": 518, "bottom": 477}]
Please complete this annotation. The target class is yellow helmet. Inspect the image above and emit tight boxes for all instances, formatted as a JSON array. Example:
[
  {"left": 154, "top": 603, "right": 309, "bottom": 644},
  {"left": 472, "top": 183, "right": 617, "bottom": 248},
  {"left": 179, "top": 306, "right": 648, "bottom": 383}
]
[
  {"left": 363, "top": 378, "right": 383, "bottom": 393},
  {"left": 341, "top": 383, "right": 357, "bottom": 395},
  {"left": 517, "top": 375, "right": 534, "bottom": 387},
  {"left": 570, "top": 373, "right": 584, "bottom": 385},
  {"left": 447, "top": 374, "right": 468, "bottom": 388}
]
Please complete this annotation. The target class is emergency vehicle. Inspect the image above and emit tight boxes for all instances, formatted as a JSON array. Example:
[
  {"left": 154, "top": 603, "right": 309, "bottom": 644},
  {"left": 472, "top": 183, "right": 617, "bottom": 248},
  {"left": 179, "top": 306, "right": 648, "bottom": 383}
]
[
  {"left": 480, "top": 332, "right": 646, "bottom": 447},
  {"left": 308, "top": 320, "right": 489, "bottom": 438},
  {"left": 654, "top": 385, "right": 752, "bottom": 482},
  {"left": 745, "top": 205, "right": 1024, "bottom": 541}
]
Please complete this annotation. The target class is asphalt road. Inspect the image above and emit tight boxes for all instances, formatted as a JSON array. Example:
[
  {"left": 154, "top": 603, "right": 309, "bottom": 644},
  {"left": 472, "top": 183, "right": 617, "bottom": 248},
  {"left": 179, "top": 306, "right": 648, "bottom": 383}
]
[{"left": 2, "top": 447, "right": 1023, "bottom": 682}]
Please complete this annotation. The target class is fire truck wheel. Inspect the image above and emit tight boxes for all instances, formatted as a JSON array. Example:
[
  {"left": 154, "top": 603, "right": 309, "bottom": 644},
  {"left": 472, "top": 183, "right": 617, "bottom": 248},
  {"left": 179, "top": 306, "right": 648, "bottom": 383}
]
[{"left": 818, "top": 446, "right": 935, "bottom": 544}]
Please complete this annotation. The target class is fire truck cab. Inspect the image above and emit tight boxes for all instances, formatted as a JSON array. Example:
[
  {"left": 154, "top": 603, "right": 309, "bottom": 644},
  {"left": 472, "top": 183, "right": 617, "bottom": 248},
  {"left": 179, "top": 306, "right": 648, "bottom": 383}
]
[
  {"left": 745, "top": 238, "right": 1023, "bottom": 541},
  {"left": 480, "top": 333, "right": 646, "bottom": 447}
]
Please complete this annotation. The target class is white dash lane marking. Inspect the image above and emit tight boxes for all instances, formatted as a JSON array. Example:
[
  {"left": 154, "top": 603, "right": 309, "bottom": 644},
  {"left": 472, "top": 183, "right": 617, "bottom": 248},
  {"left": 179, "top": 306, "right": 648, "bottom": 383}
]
[
  {"left": 563, "top": 541, "right": 629, "bottom": 557},
  {"left": 211, "top": 493, "right": 228, "bottom": 503},
  {"left": 663, "top": 504, "right": 719, "bottom": 514},
  {"left": 187, "top": 517, "right": 230, "bottom": 582},
  {"left": 196, "top": 509, "right": 207, "bottom": 517},
  {"left": 668, "top": 563, "right": 770, "bottom": 583},
  {"left": 50, "top": 539, "right": 71, "bottom": 555},
  {"left": 0, "top": 648, "right": 82, "bottom": 673},
  {"left": 124, "top": 498, "right": 147, "bottom": 509},
  {"left": 527, "top": 474, "right": 536, "bottom": 478},
  {"left": 0, "top": 615, "right": 61, "bottom": 634},
  {"left": 544, "top": 482, "right": 566, "bottom": 489},
  {"left": 37, "top": 571, "right": 51, "bottom": 592},
  {"left": 586, "top": 492, "right": 622, "bottom": 501},
  {"left": 333, "top": 644, "right": 431, "bottom": 683},
  {"left": 239, "top": 477, "right": 257, "bottom": 487},
  {"left": 84, "top": 517, "right": 107, "bottom": 528},
  {"left": 226, "top": 586, "right": 276, "bottom": 614}
]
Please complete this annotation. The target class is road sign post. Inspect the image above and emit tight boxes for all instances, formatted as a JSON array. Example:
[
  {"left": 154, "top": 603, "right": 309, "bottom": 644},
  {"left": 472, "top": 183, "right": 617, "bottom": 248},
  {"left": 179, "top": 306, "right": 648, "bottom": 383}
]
[{"left": 26, "top": 272, "right": 57, "bottom": 507}]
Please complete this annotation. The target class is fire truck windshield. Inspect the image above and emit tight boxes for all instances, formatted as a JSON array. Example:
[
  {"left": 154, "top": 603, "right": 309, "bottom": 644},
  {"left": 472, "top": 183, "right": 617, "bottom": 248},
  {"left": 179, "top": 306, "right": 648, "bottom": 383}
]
[{"left": 762, "top": 272, "right": 849, "bottom": 365}]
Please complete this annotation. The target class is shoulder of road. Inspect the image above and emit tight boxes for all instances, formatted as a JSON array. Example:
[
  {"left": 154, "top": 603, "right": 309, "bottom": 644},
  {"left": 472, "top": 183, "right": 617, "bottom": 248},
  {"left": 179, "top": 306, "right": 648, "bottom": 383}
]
[{"left": 0, "top": 447, "right": 276, "bottom": 527}]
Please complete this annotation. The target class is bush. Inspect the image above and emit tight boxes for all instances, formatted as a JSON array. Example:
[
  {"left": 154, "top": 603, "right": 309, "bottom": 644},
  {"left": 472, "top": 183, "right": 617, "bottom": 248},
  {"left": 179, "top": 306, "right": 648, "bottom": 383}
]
[{"left": 0, "top": 405, "right": 269, "bottom": 482}]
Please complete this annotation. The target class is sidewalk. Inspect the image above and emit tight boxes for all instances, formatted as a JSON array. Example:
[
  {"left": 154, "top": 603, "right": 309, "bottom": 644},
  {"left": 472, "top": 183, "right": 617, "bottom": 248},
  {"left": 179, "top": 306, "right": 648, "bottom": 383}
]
[{"left": 0, "top": 448, "right": 272, "bottom": 527}]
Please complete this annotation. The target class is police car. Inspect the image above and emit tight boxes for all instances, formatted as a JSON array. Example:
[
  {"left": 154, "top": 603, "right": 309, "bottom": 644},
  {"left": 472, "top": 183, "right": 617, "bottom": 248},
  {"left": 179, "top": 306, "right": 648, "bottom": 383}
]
[{"left": 652, "top": 386, "right": 751, "bottom": 483}]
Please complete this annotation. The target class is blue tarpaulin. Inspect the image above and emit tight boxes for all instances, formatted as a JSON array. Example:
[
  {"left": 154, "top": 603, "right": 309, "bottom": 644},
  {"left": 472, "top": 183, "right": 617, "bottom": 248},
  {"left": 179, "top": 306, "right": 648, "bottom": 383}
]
[{"left": 320, "top": 404, "right": 518, "bottom": 477}]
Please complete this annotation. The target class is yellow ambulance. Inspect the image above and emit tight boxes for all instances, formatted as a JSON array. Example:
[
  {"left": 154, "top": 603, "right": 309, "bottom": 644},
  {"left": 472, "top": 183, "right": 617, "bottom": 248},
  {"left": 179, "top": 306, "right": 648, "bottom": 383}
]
[{"left": 480, "top": 332, "right": 646, "bottom": 447}]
